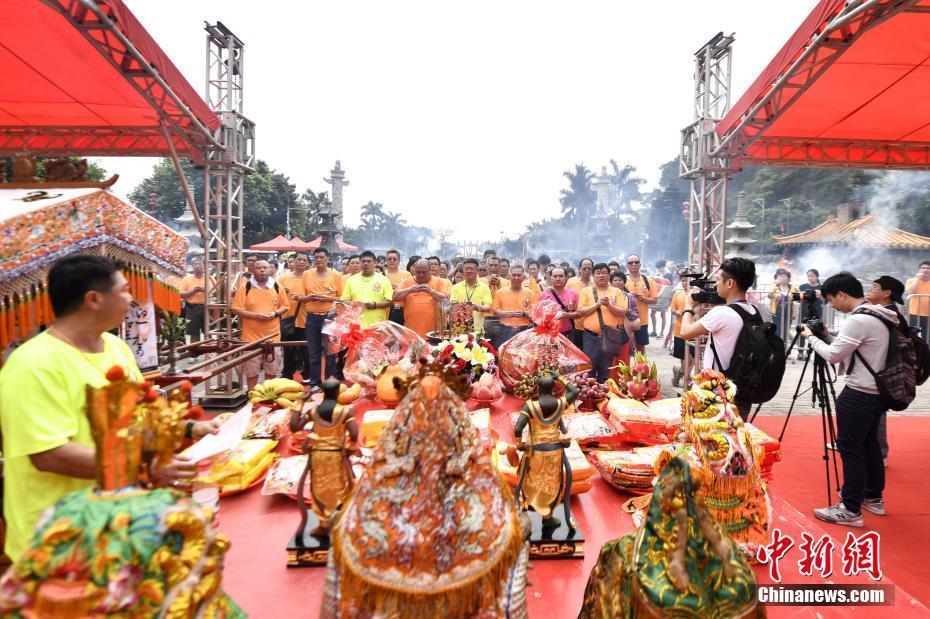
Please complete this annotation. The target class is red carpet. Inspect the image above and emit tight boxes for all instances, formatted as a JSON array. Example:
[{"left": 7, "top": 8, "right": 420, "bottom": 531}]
[{"left": 216, "top": 400, "right": 930, "bottom": 617}]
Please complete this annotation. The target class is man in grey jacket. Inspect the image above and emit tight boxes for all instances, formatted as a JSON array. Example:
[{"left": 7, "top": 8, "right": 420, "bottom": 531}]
[{"left": 801, "top": 272, "right": 899, "bottom": 527}]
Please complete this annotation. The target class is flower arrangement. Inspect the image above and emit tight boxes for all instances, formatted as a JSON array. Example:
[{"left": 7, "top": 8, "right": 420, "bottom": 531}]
[{"left": 431, "top": 333, "right": 498, "bottom": 386}]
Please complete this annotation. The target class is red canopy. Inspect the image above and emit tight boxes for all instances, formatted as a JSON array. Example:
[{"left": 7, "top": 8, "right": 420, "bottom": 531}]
[
  {"left": 249, "top": 235, "right": 293, "bottom": 252},
  {"left": 717, "top": 0, "right": 930, "bottom": 169},
  {"left": 0, "top": 0, "right": 219, "bottom": 157}
]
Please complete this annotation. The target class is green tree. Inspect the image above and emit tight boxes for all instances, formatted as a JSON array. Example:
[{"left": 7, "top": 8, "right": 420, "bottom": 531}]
[
  {"left": 644, "top": 158, "right": 690, "bottom": 262},
  {"left": 130, "top": 158, "right": 300, "bottom": 247},
  {"left": 360, "top": 201, "right": 386, "bottom": 245},
  {"left": 559, "top": 164, "right": 595, "bottom": 222}
]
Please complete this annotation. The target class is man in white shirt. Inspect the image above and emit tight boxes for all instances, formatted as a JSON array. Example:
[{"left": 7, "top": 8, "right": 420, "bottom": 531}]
[{"left": 678, "top": 257, "right": 759, "bottom": 420}]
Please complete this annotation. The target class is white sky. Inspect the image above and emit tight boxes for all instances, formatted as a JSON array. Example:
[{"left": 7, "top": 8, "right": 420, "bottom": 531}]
[{"left": 101, "top": 0, "right": 816, "bottom": 241}]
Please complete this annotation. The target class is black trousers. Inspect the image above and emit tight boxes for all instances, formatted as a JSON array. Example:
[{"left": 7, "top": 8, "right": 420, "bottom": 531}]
[
  {"left": 835, "top": 386, "right": 886, "bottom": 513},
  {"left": 282, "top": 326, "right": 308, "bottom": 380}
]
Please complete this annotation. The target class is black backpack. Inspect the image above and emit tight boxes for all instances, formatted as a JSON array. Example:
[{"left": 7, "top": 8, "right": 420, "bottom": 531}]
[
  {"left": 710, "top": 303, "right": 786, "bottom": 404},
  {"left": 849, "top": 307, "right": 922, "bottom": 411}
]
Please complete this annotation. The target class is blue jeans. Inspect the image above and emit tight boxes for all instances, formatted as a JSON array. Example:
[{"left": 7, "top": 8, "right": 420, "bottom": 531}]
[
  {"left": 835, "top": 387, "right": 886, "bottom": 513},
  {"left": 305, "top": 313, "right": 336, "bottom": 387}
]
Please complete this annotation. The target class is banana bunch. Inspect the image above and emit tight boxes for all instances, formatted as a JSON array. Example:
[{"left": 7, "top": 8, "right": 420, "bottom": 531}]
[{"left": 249, "top": 377, "right": 304, "bottom": 408}]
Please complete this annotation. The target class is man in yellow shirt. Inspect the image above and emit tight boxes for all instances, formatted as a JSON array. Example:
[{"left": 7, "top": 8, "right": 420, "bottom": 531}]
[
  {"left": 279, "top": 252, "right": 310, "bottom": 381},
  {"left": 231, "top": 259, "right": 290, "bottom": 390},
  {"left": 297, "top": 248, "right": 344, "bottom": 389},
  {"left": 576, "top": 263, "right": 641, "bottom": 382},
  {"left": 624, "top": 254, "right": 657, "bottom": 347},
  {"left": 179, "top": 257, "right": 214, "bottom": 343},
  {"left": 385, "top": 248, "right": 407, "bottom": 323},
  {"left": 905, "top": 260, "right": 930, "bottom": 337},
  {"left": 341, "top": 251, "right": 394, "bottom": 327},
  {"left": 491, "top": 266, "right": 535, "bottom": 349},
  {"left": 450, "top": 258, "right": 493, "bottom": 336},
  {"left": 394, "top": 259, "right": 449, "bottom": 338},
  {"left": 0, "top": 255, "right": 212, "bottom": 561}
]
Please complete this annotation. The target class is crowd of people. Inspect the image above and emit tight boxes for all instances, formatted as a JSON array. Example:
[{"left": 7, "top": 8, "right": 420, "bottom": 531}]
[{"left": 177, "top": 249, "right": 930, "bottom": 398}]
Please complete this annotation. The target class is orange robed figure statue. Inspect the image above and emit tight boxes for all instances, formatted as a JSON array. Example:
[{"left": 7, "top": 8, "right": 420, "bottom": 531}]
[
  {"left": 511, "top": 372, "right": 579, "bottom": 529},
  {"left": 290, "top": 378, "right": 359, "bottom": 541}
]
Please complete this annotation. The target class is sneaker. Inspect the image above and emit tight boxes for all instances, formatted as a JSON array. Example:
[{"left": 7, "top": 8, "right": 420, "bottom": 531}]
[
  {"left": 813, "top": 503, "right": 863, "bottom": 528},
  {"left": 862, "top": 498, "right": 886, "bottom": 516}
]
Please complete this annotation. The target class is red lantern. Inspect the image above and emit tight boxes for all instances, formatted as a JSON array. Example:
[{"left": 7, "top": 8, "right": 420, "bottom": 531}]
[
  {"left": 149, "top": 201, "right": 157, "bottom": 207},
  {"left": 149, "top": 192, "right": 158, "bottom": 199}
]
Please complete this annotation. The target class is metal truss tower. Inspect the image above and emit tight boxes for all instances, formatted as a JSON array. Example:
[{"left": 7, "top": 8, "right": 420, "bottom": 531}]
[
  {"left": 680, "top": 32, "right": 738, "bottom": 277},
  {"left": 202, "top": 22, "right": 256, "bottom": 402}
]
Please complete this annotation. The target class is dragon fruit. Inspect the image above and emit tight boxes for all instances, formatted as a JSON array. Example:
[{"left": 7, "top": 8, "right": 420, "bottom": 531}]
[{"left": 610, "top": 353, "right": 660, "bottom": 401}]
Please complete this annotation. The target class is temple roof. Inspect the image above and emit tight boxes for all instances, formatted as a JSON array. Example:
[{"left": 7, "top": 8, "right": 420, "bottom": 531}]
[{"left": 772, "top": 212, "right": 930, "bottom": 249}]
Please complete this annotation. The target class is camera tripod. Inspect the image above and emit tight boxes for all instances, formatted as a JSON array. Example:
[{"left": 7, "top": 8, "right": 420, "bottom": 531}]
[{"left": 749, "top": 322, "right": 842, "bottom": 506}]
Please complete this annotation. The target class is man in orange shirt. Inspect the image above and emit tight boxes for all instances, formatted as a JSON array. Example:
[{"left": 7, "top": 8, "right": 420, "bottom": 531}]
[
  {"left": 385, "top": 248, "right": 407, "bottom": 324},
  {"left": 393, "top": 259, "right": 448, "bottom": 339},
  {"left": 576, "top": 263, "right": 641, "bottom": 382},
  {"left": 624, "top": 254, "right": 657, "bottom": 347},
  {"left": 905, "top": 260, "right": 930, "bottom": 337},
  {"left": 491, "top": 266, "right": 534, "bottom": 349},
  {"left": 428, "top": 256, "right": 452, "bottom": 295},
  {"left": 279, "top": 252, "right": 310, "bottom": 381},
  {"left": 481, "top": 255, "right": 510, "bottom": 297},
  {"left": 342, "top": 254, "right": 361, "bottom": 284},
  {"left": 231, "top": 259, "right": 290, "bottom": 390},
  {"left": 668, "top": 279, "right": 693, "bottom": 387},
  {"left": 298, "top": 248, "right": 344, "bottom": 390},
  {"left": 179, "top": 257, "right": 212, "bottom": 343}
]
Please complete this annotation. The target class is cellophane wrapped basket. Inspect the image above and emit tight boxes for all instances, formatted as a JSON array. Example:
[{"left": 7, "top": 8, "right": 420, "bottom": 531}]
[
  {"left": 341, "top": 320, "right": 426, "bottom": 390},
  {"left": 498, "top": 299, "right": 591, "bottom": 391}
]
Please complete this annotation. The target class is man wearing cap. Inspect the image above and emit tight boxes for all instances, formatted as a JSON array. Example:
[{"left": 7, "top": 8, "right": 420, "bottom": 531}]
[{"left": 866, "top": 275, "right": 907, "bottom": 467}]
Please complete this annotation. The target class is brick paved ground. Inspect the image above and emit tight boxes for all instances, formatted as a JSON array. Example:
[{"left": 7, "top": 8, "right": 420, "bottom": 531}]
[{"left": 644, "top": 333, "right": 930, "bottom": 416}]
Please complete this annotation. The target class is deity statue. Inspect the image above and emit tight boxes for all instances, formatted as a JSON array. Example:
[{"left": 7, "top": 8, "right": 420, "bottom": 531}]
[
  {"left": 290, "top": 377, "right": 358, "bottom": 541},
  {"left": 580, "top": 457, "right": 763, "bottom": 618},
  {"left": 321, "top": 365, "right": 529, "bottom": 618},
  {"left": 511, "top": 372, "right": 579, "bottom": 529}
]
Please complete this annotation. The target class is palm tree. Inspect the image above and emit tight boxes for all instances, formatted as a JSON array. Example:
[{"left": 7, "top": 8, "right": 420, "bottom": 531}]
[
  {"left": 360, "top": 201, "right": 385, "bottom": 245},
  {"left": 607, "top": 159, "right": 646, "bottom": 214},
  {"left": 559, "top": 164, "right": 595, "bottom": 222},
  {"left": 381, "top": 211, "right": 407, "bottom": 246}
]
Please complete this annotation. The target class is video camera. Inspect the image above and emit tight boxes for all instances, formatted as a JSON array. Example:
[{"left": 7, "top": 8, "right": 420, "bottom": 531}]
[
  {"left": 790, "top": 289, "right": 818, "bottom": 304},
  {"left": 677, "top": 269, "right": 725, "bottom": 306}
]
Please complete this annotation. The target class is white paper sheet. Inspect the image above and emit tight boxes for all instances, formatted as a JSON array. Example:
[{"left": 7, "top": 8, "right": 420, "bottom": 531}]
[{"left": 182, "top": 403, "right": 252, "bottom": 462}]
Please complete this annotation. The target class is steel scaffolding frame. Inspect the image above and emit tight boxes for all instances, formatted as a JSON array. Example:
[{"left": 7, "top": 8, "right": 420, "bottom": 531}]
[
  {"left": 680, "top": 32, "right": 737, "bottom": 277},
  {"left": 202, "top": 23, "right": 256, "bottom": 403},
  {"left": 743, "top": 137, "right": 930, "bottom": 170}
]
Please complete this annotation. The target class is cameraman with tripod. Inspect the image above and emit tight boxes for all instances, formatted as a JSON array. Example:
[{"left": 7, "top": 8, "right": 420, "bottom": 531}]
[{"left": 801, "top": 272, "right": 898, "bottom": 527}]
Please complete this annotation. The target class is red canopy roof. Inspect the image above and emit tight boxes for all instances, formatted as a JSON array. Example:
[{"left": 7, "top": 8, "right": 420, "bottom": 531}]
[
  {"left": 249, "top": 235, "right": 293, "bottom": 252},
  {"left": 717, "top": 0, "right": 930, "bottom": 169},
  {"left": 0, "top": 0, "right": 219, "bottom": 157}
]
